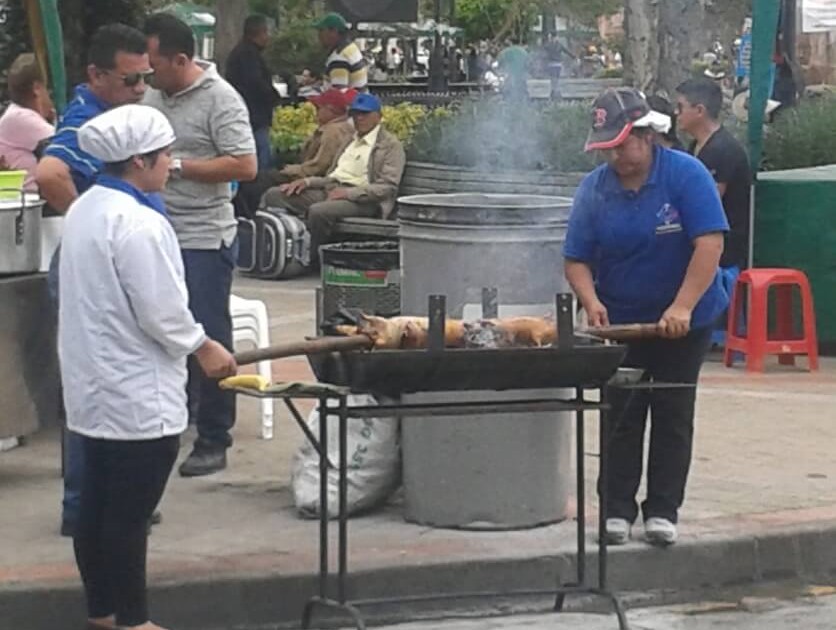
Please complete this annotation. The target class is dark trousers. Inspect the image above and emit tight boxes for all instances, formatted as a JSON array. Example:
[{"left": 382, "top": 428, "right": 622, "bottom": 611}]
[
  {"left": 181, "top": 242, "right": 237, "bottom": 451},
  {"left": 261, "top": 188, "right": 378, "bottom": 263},
  {"left": 73, "top": 435, "right": 179, "bottom": 626},
  {"left": 606, "top": 326, "right": 713, "bottom": 524},
  {"left": 253, "top": 126, "right": 274, "bottom": 171}
]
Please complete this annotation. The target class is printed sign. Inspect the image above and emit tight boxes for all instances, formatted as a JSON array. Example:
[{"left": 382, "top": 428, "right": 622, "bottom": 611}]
[{"left": 802, "top": 0, "right": 836, "bottom": 33}]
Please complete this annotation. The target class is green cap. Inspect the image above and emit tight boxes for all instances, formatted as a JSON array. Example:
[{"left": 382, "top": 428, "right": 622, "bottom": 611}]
[{"left": 312, "top": 12, "right": 348, "bottom": 31}]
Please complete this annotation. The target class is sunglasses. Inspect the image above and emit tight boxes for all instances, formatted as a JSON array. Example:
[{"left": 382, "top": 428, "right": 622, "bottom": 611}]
[{"left": 103, "top": 69, "right": 155, "bottom": 87}]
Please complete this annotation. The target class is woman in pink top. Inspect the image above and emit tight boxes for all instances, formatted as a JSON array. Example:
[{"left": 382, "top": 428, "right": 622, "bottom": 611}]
[{"left": 0, "top": 54, "right": 56, "bottom": 191}]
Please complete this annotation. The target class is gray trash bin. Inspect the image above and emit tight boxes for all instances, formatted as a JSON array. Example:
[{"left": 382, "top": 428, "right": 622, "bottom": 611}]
[{"left": 397, "top": 193, "right": 575, "bottom": 530}]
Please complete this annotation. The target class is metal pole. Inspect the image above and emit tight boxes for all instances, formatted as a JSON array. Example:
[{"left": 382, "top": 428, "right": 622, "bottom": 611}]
[
  {"left": 318, "top": 397, "right": 329, "bottom": 599},
  {"left": 784, "top": 0, "right": 798, "bottom": 63},
  {"left": 338, "top": 395, "right": 349, "bottom": 604},
  {"left": 598, "top": 386, "right": 610, "bottom": 590},
  {"left": 575, "top": 391, "right": 586, "bottom": 587}
]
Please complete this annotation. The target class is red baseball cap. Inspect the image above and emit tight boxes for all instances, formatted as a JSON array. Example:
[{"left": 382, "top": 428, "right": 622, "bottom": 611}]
[{"left": 308, "top": 89, "right": 351, "bottom": 113}]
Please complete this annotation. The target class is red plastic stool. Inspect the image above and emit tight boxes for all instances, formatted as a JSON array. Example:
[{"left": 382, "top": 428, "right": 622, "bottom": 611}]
[{"left": 724, "top": 268, "right": 818, "bottom": 372}]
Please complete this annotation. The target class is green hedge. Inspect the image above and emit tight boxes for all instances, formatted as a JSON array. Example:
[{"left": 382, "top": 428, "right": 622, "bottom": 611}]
[{"left": 762, "top": 97, "right": 836, "bottom": 171}]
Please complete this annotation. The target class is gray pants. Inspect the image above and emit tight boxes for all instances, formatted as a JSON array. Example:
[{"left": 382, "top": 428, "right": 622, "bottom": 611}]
[{"left": 262, "top": 188, "right": 378, "bottom": 263}]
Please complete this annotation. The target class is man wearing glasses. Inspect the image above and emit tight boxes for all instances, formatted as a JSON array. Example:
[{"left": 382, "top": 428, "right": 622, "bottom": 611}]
[
  {"left": 37, "top": 24, "right": 152, "bottom": 211},
  {"left": 36, "top": 23, "right": 156, "bottom": 540}
]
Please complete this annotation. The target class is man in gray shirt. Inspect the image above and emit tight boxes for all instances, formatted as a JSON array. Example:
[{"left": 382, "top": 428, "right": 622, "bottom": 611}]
[{"left": 143, "top": 13, "right": 256, "bottom": 476}]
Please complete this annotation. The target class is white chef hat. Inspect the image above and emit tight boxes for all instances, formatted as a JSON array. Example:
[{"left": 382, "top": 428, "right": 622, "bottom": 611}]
[{"left": 79, "top": 104, "right": 175, "bottom": 163}]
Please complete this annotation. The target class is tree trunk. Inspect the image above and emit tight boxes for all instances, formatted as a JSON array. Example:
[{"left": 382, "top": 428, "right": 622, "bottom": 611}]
[
  {"left": 623, "top": 0, "right": 660, "bottom": 92},
  {"left": 657, "top": 0, "right": 710, "bottom": 96},
  {"left": 624, "top": 0, "right": 715, "bottom": 96},
  {"left": 214, "top": 0, "right": 249, "bottom": 75}
]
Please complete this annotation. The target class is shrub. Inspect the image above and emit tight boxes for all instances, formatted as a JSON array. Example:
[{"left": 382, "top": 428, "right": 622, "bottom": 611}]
[
  {"left": 270, "top": 101, "right": 454, "bottom": 160},
  {"left": 762, "top": 96, "right": 836, "bottom": 171},
  {"left": 270, "top": 102, "right": 317, "bottom": 161}
]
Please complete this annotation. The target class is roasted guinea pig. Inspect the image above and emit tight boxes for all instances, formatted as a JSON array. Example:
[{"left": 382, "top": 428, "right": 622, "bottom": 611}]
[
  {"left": 335, "top": 313, "right": 552, "bottom": 349},
  {"left": 464, "top": 316, "right": 557, "bottom": 348},
  {"left": 353, "top": 315, "right": 466, "bottom": 349},
  {"left": 491, "top": 316, "right": 557, "bottom": 347},
  {"left": 401, "top": 319, "right": 466, "bottom": 349}
]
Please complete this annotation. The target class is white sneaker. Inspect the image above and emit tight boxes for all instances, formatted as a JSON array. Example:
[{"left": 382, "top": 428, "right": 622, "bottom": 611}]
[
  {"left": 604, "top": 518, "right": 631, "bottom": 545},
  {"left": 644, "top": 517, "right": 678, "bottom": 546}
]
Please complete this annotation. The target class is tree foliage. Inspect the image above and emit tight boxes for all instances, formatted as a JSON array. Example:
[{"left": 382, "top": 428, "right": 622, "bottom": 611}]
[{"left": 453, "top": 0, "right": 621, "bottom": 43}]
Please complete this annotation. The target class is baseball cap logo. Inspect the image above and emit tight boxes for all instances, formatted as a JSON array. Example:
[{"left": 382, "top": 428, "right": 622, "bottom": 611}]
[{"left": 593, "top": 108, "right": 608, "bottom": 129}]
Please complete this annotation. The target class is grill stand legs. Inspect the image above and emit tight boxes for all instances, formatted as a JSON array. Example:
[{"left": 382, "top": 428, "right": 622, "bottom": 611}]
[
  {"left": 301, "top": 395, "right": 366, "bottom": 630},
  {"left": 553, "top": 387, "right": 630, "bottom": 630},
  {"left": 296, "top": 387, "right": 630, "bottom": 630}
]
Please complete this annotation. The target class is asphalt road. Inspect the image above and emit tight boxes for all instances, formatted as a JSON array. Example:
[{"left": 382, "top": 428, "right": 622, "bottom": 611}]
[{"left": 369, "top": 593, "right": 836, "bottom": 630}]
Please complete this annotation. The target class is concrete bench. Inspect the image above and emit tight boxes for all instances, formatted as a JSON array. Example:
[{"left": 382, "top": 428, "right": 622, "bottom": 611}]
[{"left": 333, "top": 216, "right": 399, "bottom": 240}]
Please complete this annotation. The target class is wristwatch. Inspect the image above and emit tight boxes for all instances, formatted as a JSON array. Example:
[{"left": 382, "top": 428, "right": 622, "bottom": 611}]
[{"left": 169, "top": 158, "right": 183, "bottom": 178}]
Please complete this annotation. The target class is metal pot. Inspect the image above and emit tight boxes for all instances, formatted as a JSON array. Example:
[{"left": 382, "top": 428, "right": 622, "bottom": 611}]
[{"left": 0, "top": 189, "right": 45, "bottom": 275}]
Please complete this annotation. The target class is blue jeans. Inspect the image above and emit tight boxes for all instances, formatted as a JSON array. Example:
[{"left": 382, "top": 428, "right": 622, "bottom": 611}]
[
  {"left": 51, "top": 245, "right": 85, "bottom": 530},
  {"left": 253, "top": 126, "right": 274, "bottom": 171},
  {"left": 181, "top": 241, "right": 238, "bottom": 451}
]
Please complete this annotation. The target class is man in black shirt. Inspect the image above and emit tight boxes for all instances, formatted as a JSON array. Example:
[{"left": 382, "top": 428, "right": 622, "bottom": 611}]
[
  {"left": 226, "top": 14, "right": 280, "bottom": 170},
  {"left": 675, "top": 78, "right": 752, "bottom": 271}
]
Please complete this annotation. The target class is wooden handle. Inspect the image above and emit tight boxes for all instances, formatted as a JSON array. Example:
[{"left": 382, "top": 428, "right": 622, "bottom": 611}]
[
  {"left": 580, "top": 323, "right": 661, "bottom": 341},
  {"left": 233, "top": 335, "right": 373, "bottom": 366}
]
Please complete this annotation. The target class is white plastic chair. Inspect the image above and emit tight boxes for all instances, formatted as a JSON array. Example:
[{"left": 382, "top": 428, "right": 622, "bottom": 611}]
[{"left": 230, "top": 294, "right": 274, "bottom": 440}]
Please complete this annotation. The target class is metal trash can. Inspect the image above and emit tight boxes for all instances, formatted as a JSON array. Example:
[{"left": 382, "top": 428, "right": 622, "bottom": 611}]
[
  {"left": 320, "top": 241, "right": 401, "bottom": 320},
  {"left": 397, "top": 193, "right": 574, "bottom": 530}
]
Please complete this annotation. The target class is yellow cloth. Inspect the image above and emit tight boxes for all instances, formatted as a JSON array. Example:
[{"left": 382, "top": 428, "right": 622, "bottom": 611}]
[{"left": 329, "top": 125, "right": 381, "bottom": 188}]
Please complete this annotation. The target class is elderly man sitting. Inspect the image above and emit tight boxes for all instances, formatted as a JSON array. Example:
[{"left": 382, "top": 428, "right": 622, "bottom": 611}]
[
  {"left": 279, "top": 88, "right": 354, "bottom": 181},
  {"left": 264, "top": 92, "right": 405, "bottom": 263}
]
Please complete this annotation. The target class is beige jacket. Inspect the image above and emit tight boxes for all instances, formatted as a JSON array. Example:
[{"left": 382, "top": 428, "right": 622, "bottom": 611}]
[
  {"left": 306, "top": 126, "right": 406, "bottom": 219},
  {"left": 282, "top": 118, "right": 354, "bottom": 179}
]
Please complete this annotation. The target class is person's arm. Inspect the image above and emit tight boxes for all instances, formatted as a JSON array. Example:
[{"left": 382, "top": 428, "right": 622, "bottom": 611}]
[
  {"left": 115, "top": 223, "right": 208, "bottom": 358},
  {"left": 36, "top": 156, "right": 78, "bottom": 212},
  {"left": 562, "top": 176, "right": 608, "bottom": 326},
  {"left": 658, "top": 233, "right": 724, "bottom": 338},
  {"left": 180, "top": 90, "right": 258, "bottom": 184},
  {"left": 343, "top": 138, "right": 406, "bottom": 204},
  {"left": 658, "top": 161, "right": 730, "bottom": 338},
  {"left": 180, "top": 154, "right": 257, "bottom": 184},
  {"left": 565, "top": 260, "right": 609, "bottom": 327}
]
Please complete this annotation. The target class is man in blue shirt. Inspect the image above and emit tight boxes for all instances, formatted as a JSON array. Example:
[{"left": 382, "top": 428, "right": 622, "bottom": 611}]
[
  {"left": 35, "top": 23, "right": 153, "bottom": 538},
  {"left": 564, "top": 88, "right": 729, "bottom": 547}
]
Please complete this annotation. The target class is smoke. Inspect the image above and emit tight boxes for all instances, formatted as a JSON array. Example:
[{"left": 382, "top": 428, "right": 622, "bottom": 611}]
[{"left": 408, "top": 97, "right": 598, "bottom": 173}]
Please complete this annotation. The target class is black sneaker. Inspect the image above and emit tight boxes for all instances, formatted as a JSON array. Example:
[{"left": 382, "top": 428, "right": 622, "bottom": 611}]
[{"left": 178, "top": 448, "right": 227, "bottom": 477}]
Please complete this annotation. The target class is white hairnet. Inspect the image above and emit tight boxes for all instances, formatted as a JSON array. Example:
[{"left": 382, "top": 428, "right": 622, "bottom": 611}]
[{"left": 79, "top": 104, "right": 175, "bottom": 163}]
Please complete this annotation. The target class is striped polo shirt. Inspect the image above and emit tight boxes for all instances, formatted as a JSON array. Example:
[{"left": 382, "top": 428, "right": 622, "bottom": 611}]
[{"left": 326, "top": 38, "right": 368, "bottom": 91}]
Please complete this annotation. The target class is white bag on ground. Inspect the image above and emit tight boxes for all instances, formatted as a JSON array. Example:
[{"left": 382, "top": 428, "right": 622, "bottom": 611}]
[{"left": 291, "top": 394, "right": 400, "bottom": 518}]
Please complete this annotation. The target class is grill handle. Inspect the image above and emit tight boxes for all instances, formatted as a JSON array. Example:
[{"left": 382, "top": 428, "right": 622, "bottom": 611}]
[{"left": 233, "top": 335, "right": 373, "bottom": 366}]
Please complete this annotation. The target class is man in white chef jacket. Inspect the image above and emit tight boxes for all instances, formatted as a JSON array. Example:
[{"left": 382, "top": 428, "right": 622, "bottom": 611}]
[{"left": 59, "top": 104, "right": 236, "bottom": 630}]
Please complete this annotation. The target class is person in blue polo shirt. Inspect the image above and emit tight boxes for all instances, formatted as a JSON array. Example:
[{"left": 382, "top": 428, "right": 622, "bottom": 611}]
[
  {"left": 35, "top": 23, "right": 154, "bottom": 539},
  {"left": 564, "top": 88, "right": 729, "bottom": 547}
]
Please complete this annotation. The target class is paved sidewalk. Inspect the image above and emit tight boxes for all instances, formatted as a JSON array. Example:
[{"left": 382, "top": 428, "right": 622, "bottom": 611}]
[
  {"left": 1, "top": 276, "right": 835, "bottom": 630},
  {"left": 371, "top": 592, "right": 836, "bottom": 630}
]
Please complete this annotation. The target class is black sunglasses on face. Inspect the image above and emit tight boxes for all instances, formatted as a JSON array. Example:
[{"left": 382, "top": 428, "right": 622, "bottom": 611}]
[{"left": 103, "top": 69, "right": 154, "bottom": 87}]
